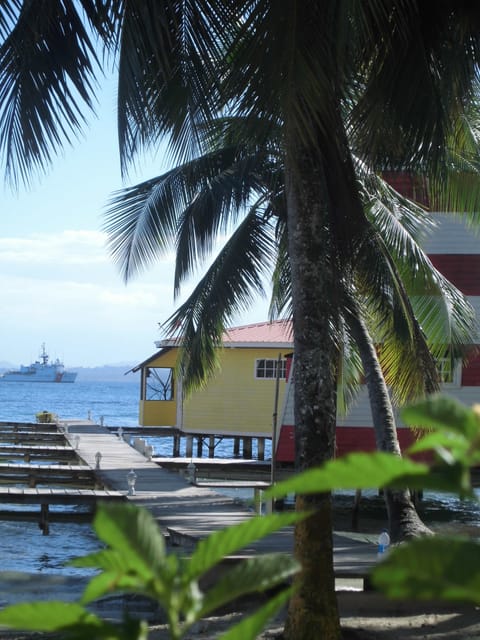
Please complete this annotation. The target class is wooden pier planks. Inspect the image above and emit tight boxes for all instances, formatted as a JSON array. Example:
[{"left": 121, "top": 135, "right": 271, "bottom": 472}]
[
  {"left": 0, "top": 424, "right": 126, "bottom": 533},
  {"left": 0, "top": 444, "right": 78, "bottom": 463},
  {"left": 0, "top": 420, "right": 378, "bottom": 577},
  {"left": 0, "top": 462, "right": 96, "bottom": 487},
  {"left": 0, "top": 486, "right": 125, "bottom": 505},
  {"left": 0, "top": 431, "right": 67, "bottom": 445},
  {"left": 62, "top": 425, "right": 379, "bottom": 578}
]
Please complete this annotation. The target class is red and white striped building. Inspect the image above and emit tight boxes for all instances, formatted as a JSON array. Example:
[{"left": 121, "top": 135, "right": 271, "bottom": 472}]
[{"left": 276, "top": 210, "right": 480, "bottom": 463}]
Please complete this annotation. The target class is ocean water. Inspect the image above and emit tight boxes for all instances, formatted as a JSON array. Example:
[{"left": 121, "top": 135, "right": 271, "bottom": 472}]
[{"left": 0, "top": 379, "right": 141, "bottom": 427}]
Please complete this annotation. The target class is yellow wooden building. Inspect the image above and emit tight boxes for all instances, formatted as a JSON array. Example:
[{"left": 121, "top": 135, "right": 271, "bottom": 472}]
[{"left": 132, "top": 321, "right": 293, "bottom": 442}]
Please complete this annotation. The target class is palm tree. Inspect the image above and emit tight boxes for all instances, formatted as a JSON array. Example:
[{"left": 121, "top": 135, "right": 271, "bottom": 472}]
[
  {"left": 2, "top": 3, "right": 480, "bottom": 639},
  {"left": 104, "top": 121, "right": 476, "bottom": 545}
]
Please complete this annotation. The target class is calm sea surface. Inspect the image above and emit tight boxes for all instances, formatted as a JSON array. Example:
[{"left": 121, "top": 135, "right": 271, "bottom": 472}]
[{"left": 0, "top": 379, "right": 478, "bottom": 587}]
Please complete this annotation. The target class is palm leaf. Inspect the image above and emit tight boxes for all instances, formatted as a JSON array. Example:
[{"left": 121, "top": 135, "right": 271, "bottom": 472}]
[
  {"left": 115, "top": 1, "right": 233, "bottom": 174},
  {"left": 163, "top": 207, "right": 276, "bottom": 391},
  {"left": 0, "top": 0, "right": 100, "bottom": 187}
]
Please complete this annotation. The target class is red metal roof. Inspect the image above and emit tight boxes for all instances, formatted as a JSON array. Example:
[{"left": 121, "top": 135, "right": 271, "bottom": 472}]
[{"left": 223, "top": 320, "right": 293, "bottom": 345}]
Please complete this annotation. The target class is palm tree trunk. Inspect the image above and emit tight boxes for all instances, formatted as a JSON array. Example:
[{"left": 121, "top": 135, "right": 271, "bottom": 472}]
[
  {"left": 347, "top": 307, "right": 432, "bottom": 541},
  {"left": 283, "top": 138, "right": 341, "bottom": 640}
]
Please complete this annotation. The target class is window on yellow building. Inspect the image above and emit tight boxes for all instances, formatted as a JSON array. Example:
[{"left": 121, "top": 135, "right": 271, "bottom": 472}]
[
  {"left": 146, "top": 367, "right": 174, "bottom": 400},
  {"left": 255, "top": 358, "right": 286, "bottom": 379}
]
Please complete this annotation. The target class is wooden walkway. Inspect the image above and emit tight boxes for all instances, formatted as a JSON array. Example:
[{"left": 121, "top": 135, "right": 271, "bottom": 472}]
[
  {"left": 62, "top": 423, "right": 378, "bottom": 580},
  {"left": 0, "top": 422, "right": 125, "bottom": 533},
  {"left": 0, "top": 443, "right": 77, "bottom": 460},
  {"left": 0, "top": 462, "right": 95, "bottom": 487},
  {"left": 0, "top": 420, "right": 378, "bottom": 579}
]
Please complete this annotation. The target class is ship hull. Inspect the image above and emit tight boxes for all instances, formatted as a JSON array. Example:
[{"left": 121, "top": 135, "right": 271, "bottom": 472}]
[
  {"left": 0, "top": 372, "right": 77, "bottom": 383},
  {"left": 0, "top": 345, "right": 77, "bottom": 383}
]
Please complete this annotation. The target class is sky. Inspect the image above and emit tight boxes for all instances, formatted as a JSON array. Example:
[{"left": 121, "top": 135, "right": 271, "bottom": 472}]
[{"left": 0, "top": 78, "right": 269, "bottom": 368}]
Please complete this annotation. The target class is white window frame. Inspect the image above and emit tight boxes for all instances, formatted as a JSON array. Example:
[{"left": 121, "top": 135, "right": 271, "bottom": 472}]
[
  {"left": 437, "top": 357, "right": 461, "bottom": 386},
  {"left": 255, "top": 358, "right": 287, "bottom": 380},
  {"left": 145, "top": 367, "right": 175, "bottom": 400}
]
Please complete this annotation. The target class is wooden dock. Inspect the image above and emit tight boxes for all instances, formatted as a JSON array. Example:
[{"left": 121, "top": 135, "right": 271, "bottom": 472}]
[
  {"left": 0, "top": 421, "right": 59, "bottom": 432},
  {"left": 0, "top": 444, "right": 78, "bottom": 463},
  {"left": 61, "top": 424, "right": 378, "bottom": 580},
  {"left": 0, "top": 431, "right": 67, "bottom": 445},
  {"left": 0, "top": 463, "right": 95, "bottom": 487},
  {"left": 0, "top": 422, "right": 125, "bottom": 534},
  {"left": 0, "top": 420, "right": 378, "bottom": 580},
  {"left": 0, "top": 487, "right": 126, "bottom": 533}
]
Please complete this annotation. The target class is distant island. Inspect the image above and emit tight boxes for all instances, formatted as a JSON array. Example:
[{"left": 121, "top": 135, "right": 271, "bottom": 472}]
[
  {"left": 70, "top": 365, "right": 140, "bottom": 382},
  {"left": 0, "top": 363, "right": 139, "bottom": 383}
]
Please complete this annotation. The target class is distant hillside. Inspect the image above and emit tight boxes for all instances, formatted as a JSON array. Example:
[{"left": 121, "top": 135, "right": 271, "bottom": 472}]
[{"left": 71, "top": 366, "right": 139, "bottom": 382}]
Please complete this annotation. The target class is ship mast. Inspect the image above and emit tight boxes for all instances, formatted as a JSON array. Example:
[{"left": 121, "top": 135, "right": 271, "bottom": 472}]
[{"left": 40, "top": 343, "right": 49, "bottom": 365}]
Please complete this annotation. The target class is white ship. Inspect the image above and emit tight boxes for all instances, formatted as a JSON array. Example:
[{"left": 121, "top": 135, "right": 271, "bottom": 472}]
[{"left": 0, "top": 344, "right": 77, "bottom": 383}]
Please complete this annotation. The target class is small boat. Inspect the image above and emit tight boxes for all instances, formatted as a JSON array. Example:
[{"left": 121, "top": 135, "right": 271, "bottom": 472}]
[{"left": 0, "top": 344, "right": 77, "bottom": 383}]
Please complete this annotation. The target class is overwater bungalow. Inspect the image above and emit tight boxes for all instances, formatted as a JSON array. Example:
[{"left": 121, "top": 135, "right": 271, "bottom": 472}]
[{"left": 131, "top": 321, "right": 293, "bottom": 458}]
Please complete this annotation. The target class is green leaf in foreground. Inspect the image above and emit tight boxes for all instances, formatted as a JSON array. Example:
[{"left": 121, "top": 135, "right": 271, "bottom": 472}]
[
  {"left": 401, "top": 394, "right": 480, "bottom": 441},
  {"left": 0, "top": 601, "right": 105, "bottom": 632},
  {"left": 80, "top": 570, "right": 155, "bottom": 605},
  {"left": 372, "top": 537, "right": 480, "bottom": 604},
  {"left": 200, "top": 553, "right": 299, "bottom": 617},
  {"left": 267, "top": 452, "right": 430, "bottom": 499},
  {"left": 187, "top": 511, "right": 303, "bottom": 580},
  {"left": 91, "top": 503, "right": 167, "bottom": 577},
  {"left": 218, "top": 586, "right": 294, "bottom": 640}
]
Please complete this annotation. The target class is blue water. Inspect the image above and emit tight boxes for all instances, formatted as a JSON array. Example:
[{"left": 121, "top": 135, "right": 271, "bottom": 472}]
[{"left": 0, "top": 379, "right": 140, "bottom": 427}]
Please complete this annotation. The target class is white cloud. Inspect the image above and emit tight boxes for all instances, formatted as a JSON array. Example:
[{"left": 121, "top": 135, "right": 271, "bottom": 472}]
[
  {"left": 0, "top": 230, "right": 107, "bottom": 265},
  {"left": 0, "top": 229, "right": 269, "bottom": 366},
  {"left": 0, "top": 230, "right": 181, "bottom": 365}
]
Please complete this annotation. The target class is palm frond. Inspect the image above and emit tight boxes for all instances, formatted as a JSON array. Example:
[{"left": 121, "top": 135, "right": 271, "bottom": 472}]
[
  {"left": 104, "top": 171, "right": 180, "bottom": 282},
  {"left": 336, "top": 320, "right": 364, "bottom": 417},
  {"left": 0, "top": 1, "right": 20, "bottom": 40},
  {"left": 162, "top": 208, "right": 276, "bottom": 391},
  {"left": 429, "top": 102, "right": 480, "bottom": 217},
  {"left": 353, "top": 2, "right": 480, "bottom": 172},
  {"left": 0, "top": 0, "right": 100, "bottom": 187},
  {"left": 115, "top": 1, "right": 233, "bottom": 175},
  {"left": 104, "top": 143, "right": 274, "bottom": 283},
  {"left": 173, "top": 152, "right": 272, "bottom": 293}
]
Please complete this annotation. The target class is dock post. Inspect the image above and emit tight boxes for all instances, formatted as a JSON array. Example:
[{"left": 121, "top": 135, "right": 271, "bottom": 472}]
[
  {"left": 352, "top": 489, "right": 362, "bottom": 531},
  {"left": 196, "top": 436, "right": 203, "bottom": 458},
  {"left": 39, "top": 503, "right": 50, "bottom": 535},
  {"left": 208, "top": 436, "right": 215, "bottom": 458},
  {"left": 253, "top": 488, "right": 262, "bottom": 514},
  {"left": 257, "top": 438, "right": 265, "bottom": 461},
  {"left": 233, "top": 437, "right": 240, "bottom": 458},
  {"left": 243, "top": 437, "right": 252, "bottom": 460},
  {"left": 173, "top": 434, "right": 180, "bottom": 457},
  {"left": 186, "top": 436, "right": 193, "bottom": 458}
]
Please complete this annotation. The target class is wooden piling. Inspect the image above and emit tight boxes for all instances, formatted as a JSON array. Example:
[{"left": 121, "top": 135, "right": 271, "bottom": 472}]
[
  {"left": 243, "top": 437, "right": 252, "bottom": 460},
  {"left": 233, "top": 437, "right": 240, "bottom": 457},
  {"left": 173, "top": 434, "right": 181, "bottom": 457},
  {"left": 258, "top": 438, "right": 265, "bottom": 461},
  {"left": 208, "top": 436, "right": 215, "bottom": 458}
]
